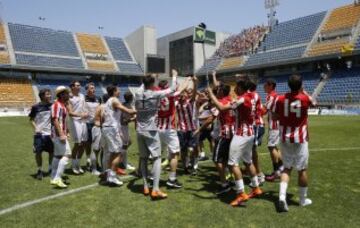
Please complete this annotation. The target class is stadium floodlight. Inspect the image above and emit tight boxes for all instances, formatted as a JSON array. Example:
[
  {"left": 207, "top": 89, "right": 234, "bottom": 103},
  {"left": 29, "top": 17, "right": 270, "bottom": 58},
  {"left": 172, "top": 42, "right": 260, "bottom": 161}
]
[
  {"left": 265, "top": 0, "right": 279, "bottom": 9},
  {"left": 197, "top": 22, "right": 210, "bottom": 86},
  {"left": 38, "top": 16, "right": 46, "bottom": 21},
  {"left": 265, "top": 0, "right": 279, "bottom": 27}
]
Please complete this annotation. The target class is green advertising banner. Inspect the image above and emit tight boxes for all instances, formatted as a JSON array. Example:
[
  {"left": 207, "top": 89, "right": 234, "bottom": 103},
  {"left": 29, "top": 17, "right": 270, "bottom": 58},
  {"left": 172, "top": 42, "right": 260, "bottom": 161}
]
[{"left": 194, "top": 27, "right": 216, "bottom": 45}]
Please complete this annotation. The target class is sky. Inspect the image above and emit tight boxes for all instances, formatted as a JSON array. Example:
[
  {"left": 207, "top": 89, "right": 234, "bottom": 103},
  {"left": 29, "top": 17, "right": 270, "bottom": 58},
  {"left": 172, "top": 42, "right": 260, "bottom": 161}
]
[{"left": 0, "top": 0, "right": 353, "bottom": 38}]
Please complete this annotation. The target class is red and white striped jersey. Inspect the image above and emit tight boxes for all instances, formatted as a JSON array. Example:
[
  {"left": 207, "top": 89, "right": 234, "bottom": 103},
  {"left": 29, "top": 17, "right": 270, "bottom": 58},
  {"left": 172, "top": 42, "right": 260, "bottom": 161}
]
[
  {"left": 266, "top": 90, "right": 279, "bottom": 130},
  {"left": 218, "top": 96, "right": 235, "bottom": 139},
  {"left": 176, "top": 98, "right": 197, "bottom": 132},
  {"left": 157, "top": 92, "right": 180, "bottom": 130},
  {"left": 249, "top": 91, "right": 265, "bottom": 126},
  {"left": 273, "top": 92, "right": 312, "bottom": 143},
  {"left": 51, "top": 100, "right": 68, "bottom": 138},
  {"left": 232, "top": 93, "right": 254, "bottom": 136}
]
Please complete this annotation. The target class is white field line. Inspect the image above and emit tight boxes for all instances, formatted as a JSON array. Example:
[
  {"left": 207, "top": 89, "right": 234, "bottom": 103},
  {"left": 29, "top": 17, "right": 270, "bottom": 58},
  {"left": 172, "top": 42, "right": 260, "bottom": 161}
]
[
  {"left": 0, "top": 175, "right": 134, "bottom": 216},
  {"left": 258, "top": 146, "right": 360, "bottom": 155}
]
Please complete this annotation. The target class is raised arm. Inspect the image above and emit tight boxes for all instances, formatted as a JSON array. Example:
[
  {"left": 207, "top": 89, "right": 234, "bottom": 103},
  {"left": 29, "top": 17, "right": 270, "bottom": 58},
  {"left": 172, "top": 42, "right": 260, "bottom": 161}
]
[
  {"left": 207, "top": 86, "right": 232, "bottom": 111},
  {"left": 212, "top": 70, "right": 220, "bottom": 87},
  {"left": 153, "top": 69, "right": 178, "bottom": 98}
]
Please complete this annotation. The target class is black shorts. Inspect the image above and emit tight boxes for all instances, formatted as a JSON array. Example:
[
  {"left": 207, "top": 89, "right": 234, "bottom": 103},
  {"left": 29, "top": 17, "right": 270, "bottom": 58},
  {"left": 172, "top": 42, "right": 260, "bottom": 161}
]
[
  {"left": 33, "top": 134, "right": 53, "bottom": 154},
  {"left": 213, "top": 137, "right": 231, "bottom": 164},
  {"left": 178, "top": 131, "right": 198, "bottom": 151},
  {"left": 86, "top": 123, "right": 94, "bottom": 143},
  {"left": 253, "top": 125, "right": 265, "bottom": 146},
  {"left": 199, "top": 128, "right": 213, "bottom": 142}
]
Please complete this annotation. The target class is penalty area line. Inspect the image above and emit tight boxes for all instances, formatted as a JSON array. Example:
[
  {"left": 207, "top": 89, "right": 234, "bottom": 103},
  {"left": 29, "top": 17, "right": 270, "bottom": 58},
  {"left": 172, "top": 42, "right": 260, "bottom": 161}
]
[{"left": 0, "top": 175, "right": 134, "bottom": 216}]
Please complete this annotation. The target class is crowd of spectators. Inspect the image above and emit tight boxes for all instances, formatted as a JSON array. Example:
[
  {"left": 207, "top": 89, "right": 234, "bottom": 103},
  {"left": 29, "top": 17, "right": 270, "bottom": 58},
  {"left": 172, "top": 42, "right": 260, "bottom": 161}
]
[{"left": 213, "top": 25, "right": 268, "bottom": 58}]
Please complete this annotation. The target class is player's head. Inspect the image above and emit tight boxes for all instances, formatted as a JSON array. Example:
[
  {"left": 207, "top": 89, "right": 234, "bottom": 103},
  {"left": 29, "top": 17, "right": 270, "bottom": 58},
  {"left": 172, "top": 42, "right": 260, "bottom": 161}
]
[
  {"left": 158, "top": 80, "right": 169, "bottom": 89},
  {"left": 264, "top": 78, "right": 276, "bottom": 93},
  {"left": 107, "top": 85, "right": 120, "bottom": 98},
  {"left": 39, "top": 88, "right": 51, "bottom": 103},
  {"left": 235, "top": 75, "right": 250, "bottom": 95},
  {"left": 143, "top": 75, "right": 156, "bottom": 89},
  {"left": 70, "top": 80, "right": 81, "bottom": 94},
  {"left": 217, "top": 84, "right": 231, "bottom": 98},
  {"left": 85, "top": 82, "right": 95, "bottom": 96},
  {"left": 248, "top": 79, "right": 257, "bottom": 92},
  {"left": 288, "top": 74, "right": 303, "bottom": 92},
  {"left": 56, "top": 86, "right": 70, "bottom": 102},
  {"left": 124, "top": 91, "right": 133, "bottom": 103}
]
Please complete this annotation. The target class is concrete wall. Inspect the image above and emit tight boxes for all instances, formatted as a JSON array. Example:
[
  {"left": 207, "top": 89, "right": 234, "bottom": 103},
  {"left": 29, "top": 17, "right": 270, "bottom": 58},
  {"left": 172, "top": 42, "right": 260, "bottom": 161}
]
[{"left": 125, "top": 25, "right": 157, "bottom": 73}]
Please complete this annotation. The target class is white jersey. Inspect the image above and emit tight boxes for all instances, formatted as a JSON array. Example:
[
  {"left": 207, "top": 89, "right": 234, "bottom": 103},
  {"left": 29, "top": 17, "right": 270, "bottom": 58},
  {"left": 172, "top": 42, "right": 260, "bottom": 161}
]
[
  {"left": 85, "top": 95, "right": 101, "bottom": 124},
  {"left": 102, "top": 97, "right": 121, "bottom": 129},
  {"left": 69, "top": 93, "right": 86, "bottom": 121}
]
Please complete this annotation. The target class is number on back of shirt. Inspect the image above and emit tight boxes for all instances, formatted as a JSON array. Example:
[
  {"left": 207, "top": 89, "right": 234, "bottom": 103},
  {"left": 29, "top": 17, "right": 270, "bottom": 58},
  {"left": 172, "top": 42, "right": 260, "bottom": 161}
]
[{"left": 284, "top": 99, "right": 301, "bottom": 118}]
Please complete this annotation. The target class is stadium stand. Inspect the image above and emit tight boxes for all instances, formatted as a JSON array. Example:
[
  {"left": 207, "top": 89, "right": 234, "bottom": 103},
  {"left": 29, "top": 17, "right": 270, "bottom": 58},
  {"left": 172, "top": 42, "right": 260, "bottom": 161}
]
[
  {"left": 214, "top": 25, "right": 268, "bottom": 58},
  {"left": 318, "top": 68, "right": 360, "bottom": 104},
  {"left": 244, "top": 12, "right": 326, "bottom": 67},
  {"left": 15, "top": 54, "right": 84, "bottom": 69},
  {"left": 87, "top": 60, "right": 116, "bottom": 71},
  {"left": 76, "top": 33, "right": 108, "bottom": 55},
  {"left": 307, "top": 38, "right": 349, "bottom": 57},
  {"left": 0, "top": 78, "right": 35, "bottom": 107},
  {"left": 0, "top": 23, "right": 10, "bottom": 64},
  {"left": 321, "top": 4, "right": 360, "bottom": 33},
  {"left": 197, "top": 58, "right": 222, "bottom": 74},
  {"left": 116, "top": 62, "right": 143, "bottom": 75},
  {"left": 9, "top": 23, "right": 80, "bottom": 57},
  {"left": 105, "top": 37, "right": 133, "bottom": 62},
  {"left": 218, "top": 56, "right": 245, "bottom": 70}
]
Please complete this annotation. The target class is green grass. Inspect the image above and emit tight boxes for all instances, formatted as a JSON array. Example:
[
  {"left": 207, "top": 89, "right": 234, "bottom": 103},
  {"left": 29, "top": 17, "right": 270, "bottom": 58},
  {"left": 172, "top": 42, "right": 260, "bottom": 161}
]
[{"left": 0, "top": 116, "right": 360, "bottom": 227}]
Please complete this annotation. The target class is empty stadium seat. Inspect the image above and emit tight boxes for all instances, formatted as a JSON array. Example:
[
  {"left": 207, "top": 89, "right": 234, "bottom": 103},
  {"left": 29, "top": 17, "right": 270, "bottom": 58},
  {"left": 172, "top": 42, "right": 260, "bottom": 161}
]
[
  {"left": 87, "top": 60, "right": 116, "bottom": 71},
  {"left": 0, "top": 52, "right": 10, "bottom": 64},
  {"left": 0, "top": 78, "right": 35, "bottom": 107},
  {"left": 117, "top": 62, "right": 143, "bottom": 75},
  {"left": 219, "top": 56, "right": 245, "bottom": 70},
  {"left": 197, "top": 58, "right": 222, "bottom": 74},
  {"left": 105, "top": 37, "right": 133, "bottom": 61},
  {"left": 76, "top": 33, "right": 108, "bottom": 55},
  {"left": 8, "top": 23, "right": 80, "bottom": 57},
  {"left": 15, "top": 54, "right": 84, "bottom": 69},
  {"left": 322, "top": 4, "right": 360, "bottom": 33},
  {"left": 307, "top": 38, "right": 349, "bottom": 57},
  {"left": 0, "top": 23, "right": 7, "bottom": 44}
]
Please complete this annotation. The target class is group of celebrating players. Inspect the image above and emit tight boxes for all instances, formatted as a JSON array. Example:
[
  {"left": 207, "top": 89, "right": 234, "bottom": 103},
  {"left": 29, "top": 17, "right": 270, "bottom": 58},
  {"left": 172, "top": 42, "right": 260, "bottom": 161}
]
[{"left": 29, "top": 69, "right": 315, "bottom": 212}]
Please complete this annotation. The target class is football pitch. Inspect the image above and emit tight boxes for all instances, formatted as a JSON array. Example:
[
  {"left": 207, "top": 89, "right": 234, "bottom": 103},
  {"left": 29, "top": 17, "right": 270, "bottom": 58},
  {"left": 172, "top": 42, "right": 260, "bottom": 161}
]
[{"left": 0, "top": 116, "right": 359, "bottom": 228}]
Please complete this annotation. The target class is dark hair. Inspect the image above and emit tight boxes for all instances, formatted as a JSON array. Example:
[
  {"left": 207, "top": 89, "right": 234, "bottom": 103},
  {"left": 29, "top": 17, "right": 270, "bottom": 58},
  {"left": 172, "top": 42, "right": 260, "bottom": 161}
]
[
  {"left": 236, "top": 78, "right": 249, "bottom": 91},
  {"left": 102, "top": 94, "right": 110, "bottom": 103},
  {"left": 248, "top": 79, "right": 257, "bottom": 92},
  {"left": 143, "top": 75, "right": 155, "bottom": 88},
  {"left": 288, "top": 74, "right": 303, "bottom": 92},
  {"left": 106, "top": 85, "right": 118, "bottom": 97},
  {"left": 70, "top": 80, "right": 81, "bottom": 88},
  {"left": 124, "top": 91, "right": 133, "bottom": 103},
  {"left": 265, "top": 78, "right": 276, "bottom": 89},
  {"left": 38, "top": 88, "right": 51, "bottom": 100},
  {"left": 85, "top": 82, "right": 95, "bottom": 90},
  {"left": 158, "top": 80, "right": 169, "bottom": 89},
  {"left": 218, "top": 84, "right": 231, "bottom": 96}
]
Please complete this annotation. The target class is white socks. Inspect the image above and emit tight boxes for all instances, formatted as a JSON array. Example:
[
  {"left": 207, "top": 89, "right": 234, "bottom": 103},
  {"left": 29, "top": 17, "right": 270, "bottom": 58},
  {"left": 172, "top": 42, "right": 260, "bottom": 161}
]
[
  {"left": 200, "top": 151, "right": 206, "bottom": 158},
  {"left": 169, "top": 172, "right": 176, "bottom": 181},
  {"left": 51, "top": 158, "right": 60, "bottom": 179},
  {"left": 235, "top": 179, "right": 244, "bottom": 193},
  {"left": 251, "top": 176, "right": 259, "bottom": 188},
  {"left": 299, "top": 187, "right": 312, "bottom": 206},
  {"left": 279, "top": 181, "right": 288, "bottom": 201},
  {"left": 55, "top": 157, "right": 69, "bottom": 180}
]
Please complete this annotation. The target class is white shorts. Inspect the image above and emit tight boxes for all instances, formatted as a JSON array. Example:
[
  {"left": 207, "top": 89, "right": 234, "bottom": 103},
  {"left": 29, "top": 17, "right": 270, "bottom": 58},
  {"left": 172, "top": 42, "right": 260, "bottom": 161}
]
[
  {"left": 137, "top": 131, "right": 161, "bottom": 159},
  {"left": 101, "top": 127, "right": 124, "bottom": 154},
  {"left": 69, "top": 119, "right": 88, "bottom": 143},
  {"left": 91, "top": 126, "right": 102, "bottom": 151},
  {"left": 159, "top": 129, "right": 180, "bottom": 154},
  {"left": 228, "top": 135, "right": 254, "bottom": 166},
  {"left": 268, "top": 129, "right": 280, "bottom": 147},
  {"left": 52, "top": 137, "right": 71, "bottom": 157},
  {"left": 280, "top": 141, "right": 309, "bottom": 171},
  {"left": 120, "top": 125, "right": 131, "bottom": 146}
]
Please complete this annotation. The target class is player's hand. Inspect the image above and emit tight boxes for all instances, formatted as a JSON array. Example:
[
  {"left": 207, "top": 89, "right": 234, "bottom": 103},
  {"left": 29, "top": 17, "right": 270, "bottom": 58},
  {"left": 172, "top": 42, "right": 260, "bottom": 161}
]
[
  {"left": 171, "top": 69, "right": 178, "bottom": 77},
  {"left": 60, "top": 134, "right": 67, "bottom": 143},
  {"left": 81, "top": 113, "right": 89, "bottom": 119}
]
